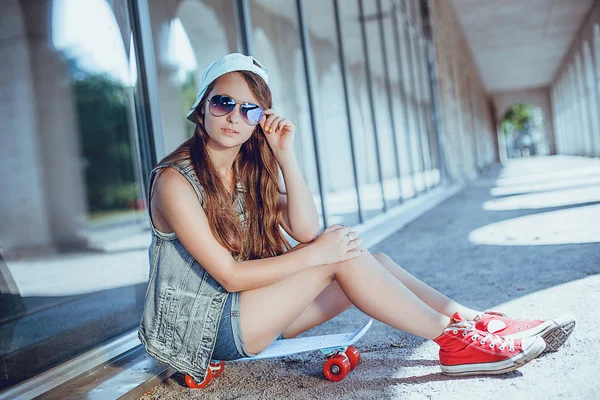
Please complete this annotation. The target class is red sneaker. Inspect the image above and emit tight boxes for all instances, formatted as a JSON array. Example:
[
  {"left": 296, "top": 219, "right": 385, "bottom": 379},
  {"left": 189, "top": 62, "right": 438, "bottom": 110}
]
[
  {"left": 474, "top": 311, "right": 576, "bottom": 352},
  {"left": 434, "top": 312, "right": 546, "bottom": 376}
]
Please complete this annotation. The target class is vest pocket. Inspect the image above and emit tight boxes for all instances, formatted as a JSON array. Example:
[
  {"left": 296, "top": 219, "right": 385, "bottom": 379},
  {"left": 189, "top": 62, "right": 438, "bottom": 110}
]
[{"left": 156, "top": 286, "right": 175, "bottom": 344}]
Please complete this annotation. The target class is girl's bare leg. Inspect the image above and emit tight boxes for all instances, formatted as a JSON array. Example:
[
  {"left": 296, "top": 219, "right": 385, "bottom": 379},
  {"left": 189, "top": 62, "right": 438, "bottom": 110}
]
[
  {"left": 279, "top": 251, "right": 482, "bottom": 340},
  {"left": 274, "top": 243, "right": 352, "bottom": 339},
  {"left": 280, "top": 280, "right": 352, "bottom": 339},
  {"left": 371, "top": 253, "right": 482, "bottom": 320},
  {"left": 239, "top": 249, "right": 450, "bottom": 354}
]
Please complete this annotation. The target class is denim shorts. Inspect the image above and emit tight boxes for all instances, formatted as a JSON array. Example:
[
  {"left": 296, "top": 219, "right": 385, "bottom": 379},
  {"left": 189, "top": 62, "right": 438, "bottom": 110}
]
[{"left": 212, "top": 292, "right": 284, "bottom": 361}]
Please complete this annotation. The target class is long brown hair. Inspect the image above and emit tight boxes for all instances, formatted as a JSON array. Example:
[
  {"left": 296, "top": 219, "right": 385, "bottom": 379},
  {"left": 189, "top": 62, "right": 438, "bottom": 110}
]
[{"left": 158, "top": 70, "right": 292, "bottom": 260}]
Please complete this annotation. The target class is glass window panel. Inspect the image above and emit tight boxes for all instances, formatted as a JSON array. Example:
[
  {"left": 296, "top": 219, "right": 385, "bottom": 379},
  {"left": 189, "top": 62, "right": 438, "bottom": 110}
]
[
  {"left": 249, "top": 0, "right": 325, "bottom": 228},
  {"left": 568, "top": 65, "right": 583, "bottom": 154},
  {"left": 411, "top": 31, "right": 431, "bottom": 189},
  {"left": 595, "top": 25, "right": 600, "bottom": 156},
  {"left": 148, "top": 0, "right": 243, "bottom": 155},
  {"left": 390, "top": 5, "right": 417, "bottom": 198},
  {"left": 338, "top": 0, "right": 385, "bottom": 220},
  {"left": 422, "top": 43, "right": 442, "bottom": 186},
  {"left": 400, "top": 11, "right": 425, "bottom": 192},
  {"left": 303, "top": 0, "right": 360, "bottom": 226},
  {"left": 565, "top": 70, "right": 573, "bottom": 153},
  {"left": 583, "top": 42, "right": 599, "bottom": 154},
  {"left": 560, "top": 82, "right": 567, "bottom": 152},
  {"left": 575, "top": 53, "right": 592, "bottom": 154},
  {"left": 363, "top": 0, "right": 401, "bottom": 208},
  {"left": 409, "top": 0, "right": 422, "bottom": 33},
  {"left": 385, "top": 1, "right": 416, "bottom": 199},
  {"left": 0, "top": 0, "right": 146, "bottom": 389},
  {"left": 416, "top": 35, "right": 435, "bottom": 187}
]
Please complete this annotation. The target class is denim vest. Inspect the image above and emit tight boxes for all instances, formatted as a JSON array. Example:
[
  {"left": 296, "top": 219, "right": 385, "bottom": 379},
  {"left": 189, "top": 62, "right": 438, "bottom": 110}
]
[{"left": 137, "top": 157, "right": 247, "bottom": 384}]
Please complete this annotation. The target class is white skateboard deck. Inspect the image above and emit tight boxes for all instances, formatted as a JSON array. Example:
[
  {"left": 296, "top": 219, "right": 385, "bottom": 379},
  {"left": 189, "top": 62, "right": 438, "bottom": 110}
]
[{"left": 237, "top": 319, "right": 372, "bottom": 361}]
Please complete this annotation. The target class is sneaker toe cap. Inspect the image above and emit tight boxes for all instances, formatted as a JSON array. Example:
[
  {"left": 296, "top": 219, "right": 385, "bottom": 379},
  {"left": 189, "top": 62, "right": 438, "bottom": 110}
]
[{"left": 521, "top": 335, "right": 546, "bottom": 354}]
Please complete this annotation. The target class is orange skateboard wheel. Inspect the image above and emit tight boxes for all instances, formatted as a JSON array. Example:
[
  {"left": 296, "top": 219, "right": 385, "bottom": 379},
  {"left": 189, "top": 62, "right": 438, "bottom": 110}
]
[
  {"left": 210, "top": 360, "right": 225, "bottom": 378},
  {"left": 345, "top": 346, "right": 361, "bottom": 370},
  {"left": 323, "top": 354, "right": 351, "bottom": 382},
  {"left": 185, "top": 360, "right": 225, "bottom": 388},
  {"left": 185, "top": 371, "right": 211, "bottom": 388}
]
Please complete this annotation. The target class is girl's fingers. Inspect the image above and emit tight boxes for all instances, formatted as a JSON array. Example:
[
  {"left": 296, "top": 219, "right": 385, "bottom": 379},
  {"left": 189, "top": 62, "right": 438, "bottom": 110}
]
[
  {"left": 268, "top": 117, "right": 282, "bottom": 133},
  {"left": 265, "top": 113, "right": 277, "bottom": 128},
  {"left": 260, "top": 110, "right": 291, "bottom": 133},
  {"left": 329, "top": 224, "right": 346, "bottom": 231},
  {"left": 276, "top": 119, "right": 288, "bottom": 131},
  {"left": 346, "top": 246, "right": 365, "bottom": 259},
  {"left": 347, "top": 237, "right": 364, "bottom": 250},
  {"left": 264, "top": 114, "right": 280, "bottom": 132},
  {"left": 339, "top": 227, "right": 353, "bottom": 237}
]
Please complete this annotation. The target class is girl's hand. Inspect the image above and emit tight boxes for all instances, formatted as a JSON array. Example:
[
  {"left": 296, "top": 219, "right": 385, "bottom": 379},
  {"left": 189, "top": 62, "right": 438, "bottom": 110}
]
[
  {"left": 260, "top": 109, "right": 295, "bottom": 152},
  {"left": 310, "top": 224, "right": 365, "bottom": 265}
]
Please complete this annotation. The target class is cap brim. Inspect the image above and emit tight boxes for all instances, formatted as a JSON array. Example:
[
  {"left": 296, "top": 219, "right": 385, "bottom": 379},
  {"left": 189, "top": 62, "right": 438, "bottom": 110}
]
[{"left": 186, "top": 88, "right": 207, "bottom": 122}]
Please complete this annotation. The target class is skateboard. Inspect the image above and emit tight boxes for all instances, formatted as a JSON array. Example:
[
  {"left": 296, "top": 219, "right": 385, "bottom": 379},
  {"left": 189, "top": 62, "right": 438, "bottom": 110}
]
[{"left": 185, "top": 319, "right": 373, "bottom": 388}]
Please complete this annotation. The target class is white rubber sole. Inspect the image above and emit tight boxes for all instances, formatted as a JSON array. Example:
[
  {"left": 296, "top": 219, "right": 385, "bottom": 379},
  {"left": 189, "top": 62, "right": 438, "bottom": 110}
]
[
  {"left": 440, "top": 335, "right": 546, "bottom": 376},
  {"left": 503, "top": 314, "right": 576, "bottom": 352}
]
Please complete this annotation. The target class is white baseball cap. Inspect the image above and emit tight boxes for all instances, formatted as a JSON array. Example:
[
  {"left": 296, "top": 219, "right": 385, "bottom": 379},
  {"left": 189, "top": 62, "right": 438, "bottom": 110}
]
[{"left": 185, "top": 52, "right": 270, "bottom": 122}]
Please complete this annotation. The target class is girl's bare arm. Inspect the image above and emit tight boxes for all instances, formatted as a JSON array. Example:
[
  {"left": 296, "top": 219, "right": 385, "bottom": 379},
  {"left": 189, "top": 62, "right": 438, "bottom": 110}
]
[
  {"left": 274, "top": 149, "right": 320, "bottom": 243},
  {"left": 154, "top": 168, "right": 325, "bottom": 293}
]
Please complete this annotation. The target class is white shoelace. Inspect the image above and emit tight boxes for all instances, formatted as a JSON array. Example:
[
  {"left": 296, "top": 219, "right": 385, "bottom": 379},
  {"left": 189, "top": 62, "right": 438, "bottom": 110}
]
[{"left": 450, "top": 321, "right": 516, "bottom": 352}]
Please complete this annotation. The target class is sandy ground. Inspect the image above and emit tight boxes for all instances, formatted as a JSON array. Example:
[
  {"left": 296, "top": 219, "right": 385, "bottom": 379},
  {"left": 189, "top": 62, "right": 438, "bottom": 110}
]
[{"left": 137, "top": 157, "right": 600, "bottom": 399}]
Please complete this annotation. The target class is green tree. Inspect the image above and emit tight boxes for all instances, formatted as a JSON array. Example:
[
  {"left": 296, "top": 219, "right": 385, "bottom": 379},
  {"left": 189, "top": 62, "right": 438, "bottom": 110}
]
[
  {"left": 70, "top": 67, "right": 137, "bottom": 212},
  {"left": 502, "top": 103, "right": 536, "bottom": 136}
]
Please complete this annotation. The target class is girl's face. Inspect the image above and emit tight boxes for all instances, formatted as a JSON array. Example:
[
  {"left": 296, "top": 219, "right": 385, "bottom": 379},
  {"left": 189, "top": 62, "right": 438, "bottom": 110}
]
[{"left": 200, "top": 72, "right": 262, "bottom": 149}]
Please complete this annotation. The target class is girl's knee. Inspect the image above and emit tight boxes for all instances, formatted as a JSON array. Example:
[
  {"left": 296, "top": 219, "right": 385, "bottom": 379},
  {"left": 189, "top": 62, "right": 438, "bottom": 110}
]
[{"left": 332, "top": 249, "right": 371, "bottom": 275}]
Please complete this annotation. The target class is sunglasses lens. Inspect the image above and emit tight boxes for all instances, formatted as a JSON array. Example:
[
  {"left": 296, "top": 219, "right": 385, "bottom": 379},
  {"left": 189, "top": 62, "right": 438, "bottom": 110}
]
[
  {"left": 242, "top": 104, "right": 263, "bottom": 125},
  {"left": 210, "top": 95, "right": 235, "bottom": 116}
]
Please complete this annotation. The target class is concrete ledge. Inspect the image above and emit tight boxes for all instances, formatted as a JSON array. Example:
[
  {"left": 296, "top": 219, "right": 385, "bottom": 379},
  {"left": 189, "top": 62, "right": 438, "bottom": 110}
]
[
  {"left": 356, "top": 183, "right": 464, "bottom": 249},
  {"left": 43, "top": 346, "right": 176, "bottom": 400},
  {"left": 0, "top": 330, "right": 141, "bottom": 400}
]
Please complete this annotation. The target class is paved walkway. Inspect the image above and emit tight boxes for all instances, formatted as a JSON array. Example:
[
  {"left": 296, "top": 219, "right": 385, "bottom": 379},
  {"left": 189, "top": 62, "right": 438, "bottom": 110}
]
[{"left": 138, "top": 156, "right": 600, "bottom": 399}]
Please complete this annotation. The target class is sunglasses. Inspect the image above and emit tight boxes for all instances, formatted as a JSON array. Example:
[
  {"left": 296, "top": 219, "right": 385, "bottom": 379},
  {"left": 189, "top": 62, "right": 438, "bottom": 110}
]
[{"left": 208, "top": 95, "right": 264, "bottom": 126}]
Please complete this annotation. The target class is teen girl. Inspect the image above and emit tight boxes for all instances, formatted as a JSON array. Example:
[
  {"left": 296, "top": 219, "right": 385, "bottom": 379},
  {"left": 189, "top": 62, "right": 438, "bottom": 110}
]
[{"left": 138, "top": 53, "right": 575, "bottom": 386}]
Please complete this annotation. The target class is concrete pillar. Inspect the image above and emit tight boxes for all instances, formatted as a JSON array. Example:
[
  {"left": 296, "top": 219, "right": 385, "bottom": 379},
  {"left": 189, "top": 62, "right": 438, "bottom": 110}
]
[
  {"left": 1, "top": 0, "right": 88, "bottom": 254},
  {"left": 0, "top": 0, "right": 52, "bottom": 252},
  {"left": 24, "top": 0, "right": 89, "bottom": 251}
]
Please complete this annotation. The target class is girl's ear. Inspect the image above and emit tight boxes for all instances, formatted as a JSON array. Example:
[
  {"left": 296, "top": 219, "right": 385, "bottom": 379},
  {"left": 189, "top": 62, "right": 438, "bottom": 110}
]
[{"left": 196, "top": 107, "right": 205, "bottom": 123}]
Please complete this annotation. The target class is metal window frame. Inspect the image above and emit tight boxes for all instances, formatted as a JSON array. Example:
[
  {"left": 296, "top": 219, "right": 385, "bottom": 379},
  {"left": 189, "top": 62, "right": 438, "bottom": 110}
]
[
  {"left": 376, "top": 0, "right": 405, "bottom": 204},
  {"left": 391, "top": 1, "right": 418, "bottom": 197},
  {"left": 424, "top": 38, "right": 449, "bottom": 185},
  {"left": 418, "top": 0, "right": 448, "bottom": 184},
  {"left": 131, "top": 0, "right": 165, "bottom": 169},
  {"left": 404, "top": 14, "right": 429, "bottom": 193},
  {"left": 333, "top": 0, "right": 366, "bottom": 224},
  {"left": 421, "top": 0, "right": 448, "bottom": 185},
  {"left": 413, "top": 32, "right": 436, "bottom": 188},
  {"left": 296, "top": 0, "right": 329, "bottom": 228},
  {"left": 236, "top": 0, "right": 253, "bottom": 55},
  {"left": 358, "top": 0, "right": 388, "bottom": 213}
]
